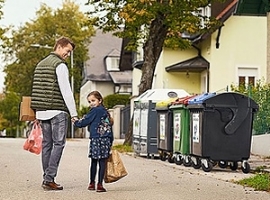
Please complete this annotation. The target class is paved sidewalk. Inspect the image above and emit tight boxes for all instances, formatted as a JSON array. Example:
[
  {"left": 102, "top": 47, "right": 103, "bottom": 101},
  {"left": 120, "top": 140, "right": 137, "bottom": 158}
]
[{"left": 1, "top": 138, "right": 270, "bottom": 200}]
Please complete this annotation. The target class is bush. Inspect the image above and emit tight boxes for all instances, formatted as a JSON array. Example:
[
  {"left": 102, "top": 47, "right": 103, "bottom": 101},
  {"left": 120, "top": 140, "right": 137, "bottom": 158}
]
[
  {"left": 231, "top": 80, "right": 270, "bottom": 135},
  {"left": 103, "top": 94, "right": 131, "bottom": 109}
]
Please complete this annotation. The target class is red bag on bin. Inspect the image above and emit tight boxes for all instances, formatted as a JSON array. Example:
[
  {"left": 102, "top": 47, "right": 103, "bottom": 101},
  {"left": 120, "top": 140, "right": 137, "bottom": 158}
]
[{"left": 23, "top": 121, "right": 43, "bottom": 155}]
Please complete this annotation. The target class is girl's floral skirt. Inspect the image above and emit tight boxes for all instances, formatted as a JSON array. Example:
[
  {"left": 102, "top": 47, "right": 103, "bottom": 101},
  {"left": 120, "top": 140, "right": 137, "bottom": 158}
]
[{"left": 89, "top": 137, "right": 111, "bottom": 159}]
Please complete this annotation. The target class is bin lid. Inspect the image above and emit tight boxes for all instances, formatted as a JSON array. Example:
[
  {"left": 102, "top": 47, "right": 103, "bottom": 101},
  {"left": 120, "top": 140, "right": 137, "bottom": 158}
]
[
  {"left": 171, "top": 95, "right": 197, "bottom": 106},
  {"left": 203, "top": 92, "right": 259, "bottom": 110},
  {"left": 202, "top": 92, "right": 259, "bottom": 135},
  {"left": 134, "top": 89, "right": 189, "bottom": 103},
  {"left": 188, "top": 92, "right": 216, "bottom": 104},
  {"left": 156, "top": 97, "right": 178, "bottom": 110}
]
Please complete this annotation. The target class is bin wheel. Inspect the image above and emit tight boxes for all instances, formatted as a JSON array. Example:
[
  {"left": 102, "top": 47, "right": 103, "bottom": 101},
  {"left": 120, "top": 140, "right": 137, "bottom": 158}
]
[
  {"left": 183, "top": 156, "right": 192, "bottom": 167},
  {"left": 174, "top": 154, "right": 183, "bottom": 165},
  {"left": 159, "top": 151, "right": 167, "bottom": 161},
  {"left": 191, "top": 157, "right": 201, "bottom": 169},
  {"left": 160, "top": 155, "right": 167, "bottom": 161},
  {"left": 211, "top": 160, "right": 217, "bottom": 167},
  {"left": 218, "top": 161, "right": 228, "bottom": 168},
  {"left": 241, "top": 161, "right": 250, "bottom": 174},
  {"left": 201, "top": 159, "right": 213, "bottom": 172},
  {"left": 167, "top": 155, "right": 175, "bottom": 163},
  {"left": 229, "top": 161, "right": 238, "bottom": 171}
]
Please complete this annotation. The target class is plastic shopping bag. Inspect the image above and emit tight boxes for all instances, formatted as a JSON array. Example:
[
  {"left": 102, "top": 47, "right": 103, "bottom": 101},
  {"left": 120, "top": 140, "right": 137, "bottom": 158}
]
[
  {"left": 23, "top": 121, "right": 43, "bottom": 155},
  {"left": 104, "top": 150, "right": 128, "bottom": 183}
]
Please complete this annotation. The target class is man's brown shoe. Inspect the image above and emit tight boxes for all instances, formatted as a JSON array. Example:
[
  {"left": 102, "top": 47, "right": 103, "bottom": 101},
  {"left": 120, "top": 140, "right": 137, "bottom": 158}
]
[{"left": 42, "top": 181, "right": 63, "bottom": 190}]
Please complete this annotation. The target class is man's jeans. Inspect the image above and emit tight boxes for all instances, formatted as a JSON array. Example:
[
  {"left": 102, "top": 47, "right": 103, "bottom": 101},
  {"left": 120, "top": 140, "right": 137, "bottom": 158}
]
[{"left": 41, "top": 112, "right": 68, "bottom": 182}]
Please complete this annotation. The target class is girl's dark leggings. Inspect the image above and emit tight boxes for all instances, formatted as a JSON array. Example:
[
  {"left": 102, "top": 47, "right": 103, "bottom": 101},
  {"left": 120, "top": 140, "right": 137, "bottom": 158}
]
[{"left": 90, "top": 158, "right": 106, "bottom": 184}]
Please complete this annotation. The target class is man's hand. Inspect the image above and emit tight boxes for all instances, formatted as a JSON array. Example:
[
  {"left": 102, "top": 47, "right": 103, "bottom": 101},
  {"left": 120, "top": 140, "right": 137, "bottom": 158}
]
[{"left": 71, "top": 116, "right": 78, "bottom": 123}]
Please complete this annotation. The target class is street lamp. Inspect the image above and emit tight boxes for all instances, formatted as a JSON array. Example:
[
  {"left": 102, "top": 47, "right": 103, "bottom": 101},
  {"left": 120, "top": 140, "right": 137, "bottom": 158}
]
[
  {"left": 30, "top": 43, "right": 75, "bottom": 138},
  {"left": 30, "top": 44, "right": 53, "bottom": 49}
]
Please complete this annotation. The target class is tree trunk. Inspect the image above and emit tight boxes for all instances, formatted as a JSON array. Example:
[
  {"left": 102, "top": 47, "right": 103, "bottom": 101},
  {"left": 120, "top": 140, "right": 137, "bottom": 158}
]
[
  {"left": 123, "top": 114, "right": 134, "bottom": 145},
  {"left": 124, "top": 13, "right": 168, "bottom": 146},
  {"left": 139, "top": 14, "right": 168, "bottom": 94}
]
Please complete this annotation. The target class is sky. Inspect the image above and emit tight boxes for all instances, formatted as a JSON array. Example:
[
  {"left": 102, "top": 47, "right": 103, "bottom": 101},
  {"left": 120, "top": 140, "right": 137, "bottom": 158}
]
[{"left": 0, "top": 0, "right": 89, "bottom": 92}]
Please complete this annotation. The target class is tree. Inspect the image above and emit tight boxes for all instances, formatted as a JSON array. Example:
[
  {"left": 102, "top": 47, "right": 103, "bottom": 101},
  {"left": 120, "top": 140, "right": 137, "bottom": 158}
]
[
  {"left": 0, "top": 0, "right": 7, "bottom": 39},
  {"left": 0, "top": 92, "right": 21, "bottom": 136},
  {"left": 2, "top": 0, "right": 95, "bottom": 98},
  {"left": 86, "top": 0, "right": 221, "bottom": 145},
  {"left": 0, "top": 0, "right": 95, "bottom": 133}
]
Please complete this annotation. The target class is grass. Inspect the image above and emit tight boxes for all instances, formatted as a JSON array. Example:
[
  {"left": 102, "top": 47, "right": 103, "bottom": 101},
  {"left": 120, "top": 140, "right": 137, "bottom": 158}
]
[
  {"left": 236, "top": 173, "right": 270, "bottom": 192},
  {"left": 112, "top": 144, "right": 133, "bottom": 153}
]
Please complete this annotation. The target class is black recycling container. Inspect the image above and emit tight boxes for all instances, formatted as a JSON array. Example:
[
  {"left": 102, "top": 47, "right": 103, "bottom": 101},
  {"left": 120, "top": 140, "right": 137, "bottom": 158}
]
[{"left": 187, "top": 92, "right": 259, "bottom": 173}]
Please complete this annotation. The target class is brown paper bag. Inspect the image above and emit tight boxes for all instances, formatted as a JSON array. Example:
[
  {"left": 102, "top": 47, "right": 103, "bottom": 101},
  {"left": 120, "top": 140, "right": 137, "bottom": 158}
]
[
  {"left": 104, "top": 150, "right": 128, "bottom": 183},
  {"left": 19, "top": 96, "right": 36, "bottom": 121}
]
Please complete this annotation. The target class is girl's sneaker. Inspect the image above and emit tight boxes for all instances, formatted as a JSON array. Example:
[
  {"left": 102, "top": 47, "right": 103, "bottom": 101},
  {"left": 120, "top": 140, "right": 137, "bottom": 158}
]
[
  {"left": 96, "top": 183, "right": 106, "bottom": 192},
  {"left": 88, "top": 181, "right": 95, "bottom": 190}
]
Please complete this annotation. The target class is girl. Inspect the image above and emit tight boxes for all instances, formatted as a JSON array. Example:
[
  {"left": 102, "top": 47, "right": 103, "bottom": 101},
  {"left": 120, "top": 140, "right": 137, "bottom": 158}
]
[{"left": 73, "top": 91, "right": 113, "bottom": 192}]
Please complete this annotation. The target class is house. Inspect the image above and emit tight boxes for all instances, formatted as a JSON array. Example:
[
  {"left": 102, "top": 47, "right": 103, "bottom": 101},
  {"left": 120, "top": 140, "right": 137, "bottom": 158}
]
[
  {"left": 80, "top": 29, "right": 132, "bottom": 108},
  {"left": 121, "top": 0, "right": 268, "bottom": 100}
]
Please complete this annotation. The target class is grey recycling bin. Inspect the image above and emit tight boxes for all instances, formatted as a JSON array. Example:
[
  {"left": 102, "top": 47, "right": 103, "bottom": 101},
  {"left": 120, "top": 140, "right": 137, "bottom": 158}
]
[
  {"left": 155, "top": 98, "right": 176, "bottom": 163},
  {"left": 187, "top": 92, "right": 259, "bottom": 173},
  {"left": 132, "top": 89, "right": 189, "bottom": 159}
]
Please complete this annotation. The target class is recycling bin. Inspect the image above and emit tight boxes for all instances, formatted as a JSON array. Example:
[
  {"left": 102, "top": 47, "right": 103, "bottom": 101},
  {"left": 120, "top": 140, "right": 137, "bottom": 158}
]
[
  {"left": 169, "top": 95, "right": 196, "bottom": 166},
  {"left": 132, "top": 89, "right": 189, "bottom": 159},
  {"left": 156, "top": 98, "right": 177, "bottom": 162},
  {"left": 133, "top": 101, "right": 141, "bottom": 154},
  {"left": 187, "top": 92, "right": 259, "bottom": 173}
]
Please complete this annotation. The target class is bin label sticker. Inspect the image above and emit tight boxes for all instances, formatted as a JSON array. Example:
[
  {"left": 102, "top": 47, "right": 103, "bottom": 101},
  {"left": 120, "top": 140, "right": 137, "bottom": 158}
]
[
  {"left": 160, "top": 114, "right": 165, "bottom": 140},
  {"left": 140, "top": 109, "right": 148, "bottom": 137},
  {"left": 133, "top": 109, "right": 140, "bottom": 136},
  {"left": 192, "top": 113, "right": 200, "bottom": 143},
  {"left": 174, "top": 113, "right": 181, "bottom": 142}
]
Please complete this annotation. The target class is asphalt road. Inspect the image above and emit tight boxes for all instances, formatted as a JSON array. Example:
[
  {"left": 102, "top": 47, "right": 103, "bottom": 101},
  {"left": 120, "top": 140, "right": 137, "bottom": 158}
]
[{"left": 1, "top": 138, "right": 270, "bottom": 200}]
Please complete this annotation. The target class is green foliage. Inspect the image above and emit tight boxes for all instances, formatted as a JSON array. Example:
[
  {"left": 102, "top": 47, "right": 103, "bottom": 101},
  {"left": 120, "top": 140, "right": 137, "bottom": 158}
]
[
  {"left": 237, "top": 173, "right": 270, "bottom": 192},
  {"left": 2, "top": 0, "right": 95, "bottom": 97},
  {"left": 0, "top": 92, "right": 22, "bottom": 135},
  {"left": 0, "top": 0, "right": 7, "bottom": 40},
  {"left": 87, "top": 0, "right": 221, "bottom": 51},
  {"left": 112, "top": 144, "right": 133, "bottom": 153},
  {"left": 78, "top": 105, "right": 90, "bottom": 118},
  {"left": 231, "top": 80, "right": 270, "bottom": 135},
  {"left": 0, "top": 1, "right": 95, "bottom": 134},
  {"left": 103, "top": 94, "right": 131, "bottom": 109}
]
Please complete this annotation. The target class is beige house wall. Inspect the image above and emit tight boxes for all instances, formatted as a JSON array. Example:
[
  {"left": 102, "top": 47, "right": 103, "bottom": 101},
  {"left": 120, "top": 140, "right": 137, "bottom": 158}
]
[
  {"left": 207, "top": 16, "right": 267, "bottom": 92},
  {"left": 153, "top": 48, "right": 201, "bottom": 94},
  {"left": 131, "top": 15, "right": 267, "bottom": 98},
  {"left": 80, "top": 81, "right": 114, "bottom": 108}
]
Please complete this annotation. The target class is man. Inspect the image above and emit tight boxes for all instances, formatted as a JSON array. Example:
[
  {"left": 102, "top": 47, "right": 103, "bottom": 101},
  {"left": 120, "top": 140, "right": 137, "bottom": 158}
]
[{"left": 31, "top": 36, "right": 78, "bottom": 190}]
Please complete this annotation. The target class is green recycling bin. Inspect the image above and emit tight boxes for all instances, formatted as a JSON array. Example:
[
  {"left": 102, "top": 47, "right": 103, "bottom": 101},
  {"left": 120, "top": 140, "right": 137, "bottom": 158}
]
[{"left": 170, "top": 95, "right": 195, "bottom": 166}]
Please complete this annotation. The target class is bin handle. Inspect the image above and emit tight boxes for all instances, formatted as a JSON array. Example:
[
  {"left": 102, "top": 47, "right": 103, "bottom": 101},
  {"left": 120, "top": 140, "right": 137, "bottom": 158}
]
[{"left": 224, "top": 107, "right": 249, "bottom": 135}]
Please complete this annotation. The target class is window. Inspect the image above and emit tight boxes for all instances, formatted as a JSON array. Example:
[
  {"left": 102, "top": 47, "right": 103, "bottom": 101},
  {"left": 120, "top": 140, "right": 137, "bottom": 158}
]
[
  {"left": 106, "top": 57, "right": 120, "bottom": 71},
  {"left": 196, "top": 5, "right": 211, "bottom": 28},
  {"left": 115, "top": 85, "right": 132, "bottom": 94},
  {"left": 237, "top": 67, "right": 257, "bottom": 88}
]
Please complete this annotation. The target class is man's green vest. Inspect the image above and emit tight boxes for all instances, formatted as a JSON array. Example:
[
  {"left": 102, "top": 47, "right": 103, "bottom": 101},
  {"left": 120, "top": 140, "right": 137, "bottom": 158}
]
[{"left": 31, "top": 53, "right": 69, "bottom": 112}]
